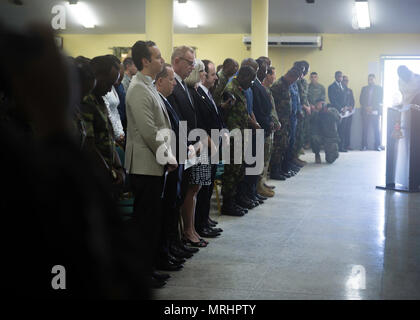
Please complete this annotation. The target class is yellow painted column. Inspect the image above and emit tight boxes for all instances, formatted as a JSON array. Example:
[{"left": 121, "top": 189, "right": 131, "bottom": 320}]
[
  {"left": 251, "top": 0, "right": 269, "bottom": 59},
  {"left": 145, "top": 0, "right": 173, "bottom": 62}
]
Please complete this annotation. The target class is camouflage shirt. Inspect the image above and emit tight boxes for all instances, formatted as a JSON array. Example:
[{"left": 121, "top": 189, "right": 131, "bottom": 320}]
[
  {"left": 308, "top": 82, "right": 326, "bottom": 106},
  {"left": 265, "top": 86, "right": 281, "bottom": 129},
  {"left": 297, "top": 78, "right": 309, "bottom": 107},
  {"left": 213, "top": 70, "right": 229, "bottom": 107},
  {"left": 80, "top": 93, "right": 115, "bottom": 169},
  {"left": 270, "top": 76, "right": 292, "bottom": 123},
  {"left": 222, "top": 78, "right": 249, "bottom": 131}
]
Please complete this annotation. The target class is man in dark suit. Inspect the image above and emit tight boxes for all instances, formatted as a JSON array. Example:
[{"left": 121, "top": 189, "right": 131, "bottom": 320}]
[
  {"left": 252, "top": 58, "right": 275, "bottom": 198},
  {"left": 194, "top": 59, "right": 228, "bottom": 237},
  {"left": 342, "top": 75, "right": 355, "bottom": 151},
  {"left": 360, "top": 74, "right": 383, "bottom": 151},
  {"left": 328, "top": 71, "right": 347, "bottom": 152}
]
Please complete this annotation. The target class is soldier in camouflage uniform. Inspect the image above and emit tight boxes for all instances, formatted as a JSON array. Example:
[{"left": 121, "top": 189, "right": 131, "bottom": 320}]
[
  {"left": 293, "top": 61, "right": 310, "bottom": 167},
  {"left": 213, "top": 58, "right": 239, "bottom": 107},
  {"left": 307, "top": 72, "right": 326, "bottom": 148},
  {"left": 261, "top": 66, "right": 281, "bottom": 188},
  {"left": 269, "top": 66, "right": 301, "bottom": 180},
  {"left": 221, "top": 66, "right": 256, "bottom": 216},
  {"left": 80, "top": 55, "right": 125, "bottom": 198},
  {"left": 310, "top": 99, "right": 340, "bottom": 164}
]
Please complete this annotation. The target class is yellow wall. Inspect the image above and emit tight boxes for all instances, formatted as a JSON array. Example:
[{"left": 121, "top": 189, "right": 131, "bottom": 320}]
[{"left": 61, "top": 33, "right": 420, "bottom": 107}]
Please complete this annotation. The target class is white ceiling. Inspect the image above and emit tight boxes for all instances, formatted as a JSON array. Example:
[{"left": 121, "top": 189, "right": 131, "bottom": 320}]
[{"left": 0, "top": 0, "right": 419, "bottom": 34}]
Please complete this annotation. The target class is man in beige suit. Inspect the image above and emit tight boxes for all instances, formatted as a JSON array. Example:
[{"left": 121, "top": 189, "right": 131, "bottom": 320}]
[{"left": 125, "top": 40, "right": 177, "bottom": 288}]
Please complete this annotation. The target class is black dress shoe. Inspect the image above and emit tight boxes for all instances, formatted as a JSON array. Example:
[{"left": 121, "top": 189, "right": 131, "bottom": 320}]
[
  {"left": 339, "top": 148, "right": 348, "bottom": 152},
  {"left": 208, "top": 218, "right": 218, "bottom": 225},
  {"left": 150, "top": 277, "right": 166, "bottom": 289},
  {"left": 360, "top": 146, "right": 367, "bottom": 151},
  {"left": 270, "top": 172, "right": 286, "bottom": 180},
  {"left": 156, "top": 259, "right": 183, "bottom": 271},
  {"left": 256, "top": 194, "right": 267, "bottom": 201},
  {"left": 169, "top": 244, "right": 193, "bottom": 259},
  {"left": 376, "top": 147, "right": 382, "bottom": 151},
  {"left": 179, "top": 243, "right": 199, "bottom": 253},
  {"left": 221, "top": 204, "right": 244, "bottom": 216},
  {"left": 235, "top": 204, "right": 248, "bottom": 213},
  {"left": 152, "top": 271, "right": 171, "bottom": 281},
  {"left": 168, "top": 253, "right": 186, "bottom": 265},
  {"left": 236, "top": 195, "right": 255, "bottom": 209},
  {"left": 281, "top": 171, "right": 292, "bottom": 178},
  {"left": 209, "top": 226, "right": 223, "bottom": 233},
  {"left": 208, "top": 221, "right": 216, "bottom": 227},
  {"left": 197, "top": 227, "right": 220, "bottom": 238}
]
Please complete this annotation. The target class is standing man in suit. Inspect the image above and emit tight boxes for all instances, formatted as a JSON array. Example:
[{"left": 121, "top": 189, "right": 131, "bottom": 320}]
[
  {"left": 342, "top": 75, "right": 355, "bottom": 151},
  {"left": 328, "top": 71, "right": 347, "bottom": 152},
  {"left": 125, "top": 40, "right": 178, "bottom": 288},
  {"left": 360, "top": 74, "right": 383, "bottom": 151}
]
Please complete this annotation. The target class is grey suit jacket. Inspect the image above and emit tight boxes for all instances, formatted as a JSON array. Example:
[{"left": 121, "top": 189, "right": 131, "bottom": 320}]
[{"left": 125, "top": 72, "right": 173, "bottom": 176}]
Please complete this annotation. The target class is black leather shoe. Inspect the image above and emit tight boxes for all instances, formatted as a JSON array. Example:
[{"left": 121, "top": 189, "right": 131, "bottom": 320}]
[
  {"left": 360, "top": 146, "right": 367, "bottom": 151},
  {"left": 376, "top": 147, "right": 382, "bottom": 151},
  {"left": 152, "top": 271, "right": 171, "bottom": 281},
  {"left": 339, "top": 148, "right": 348, "bottom": 152},
  {"left": 208, "top": 218, "right": 218, "bottom": 225},
  {"left": 235, "top": 204, "right": 248, "bottom": 214},
  {"left": 256, "top": 194, "right": 267, "bottom": 201},
  {"left": 197, "top": 227, "right": 221, "bottom": 238},
  {"left": 179, "top": 243, "right": 199, "bottom": 253},
  {"left": 271, "top": 172, "right": 286, "bottom": 180},
  {"left": 168, "top": 253, "right": 186, "bottom": 265},
  {"left": 236, "top": 195, "right": 255, "bottom": 209},
  {"left": 156, "top": 259, "right": 183, "bottom": 271},
  {"left": 281, "top": 171, "right": 292, "bottom": 178},
  {"left": 169, "top": 244, "right": 193, "bottom": 259},
  {"left": 208, "top": 221, "right": 216, "bottom": 227},
  {"left": 150, "top": 277, "right": 166, "bottom": 289},
  {"left": 209, "top": 226, "right": 223, "bottom": 233},
  {"left": 222, "top": 204, "right": 244, "bottom": 216}
]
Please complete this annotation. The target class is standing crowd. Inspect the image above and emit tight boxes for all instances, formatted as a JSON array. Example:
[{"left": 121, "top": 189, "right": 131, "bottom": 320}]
[{"left": 0, "top": 27, "right": 384, "bottom": 295}]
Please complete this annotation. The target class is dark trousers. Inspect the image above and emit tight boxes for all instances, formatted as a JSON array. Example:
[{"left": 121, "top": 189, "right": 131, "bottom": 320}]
[
  {"left": 339, "top": 115, "right": 353, "bottom": 150},
  {"left": 160, "top": 166, "right": 183, "bottom": 259},
  {"left": 195, "top": 164, "right": 217, "bottom": 230},
  {"left": 130, "top": 173, "right": 163, "bottom": 272},
  {"left": 362, "top": 114, "right": 381, "bottom": 149},
  {"left": 239, "top": 130, "right": 259, "bottom": 198}
]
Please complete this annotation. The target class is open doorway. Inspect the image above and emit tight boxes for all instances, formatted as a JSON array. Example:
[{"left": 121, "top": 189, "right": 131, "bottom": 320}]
[{"left": 381, "top": 56, "right": 420, "bottom": 146}]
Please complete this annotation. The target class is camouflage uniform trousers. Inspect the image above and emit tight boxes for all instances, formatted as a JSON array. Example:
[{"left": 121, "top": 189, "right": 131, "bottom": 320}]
[
  {"left": 270, "top": 120, "right": 289, "bottom": 169},
  {"left": 260, "top": 133, "right": 273, "bottom": 183},
  {"left": 311, "top": 135, "right": 339, "bottom": 164},
  {"left": 293, "top": 112, "right": 305, "bottom": 158},
  {"left": 222, "top": 137, "right": 244, "bottom": 201}
]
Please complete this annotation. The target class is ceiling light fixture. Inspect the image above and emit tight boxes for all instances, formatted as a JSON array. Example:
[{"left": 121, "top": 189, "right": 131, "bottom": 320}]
[
  {"left": 354, "top": 0, "right": 371, "bottom": 29},
  {"left": 67, "top": 1, "right": 97, "bottom": 29},
  {"left": 174, "top": 0, "right": 200, "bottom": 29}
]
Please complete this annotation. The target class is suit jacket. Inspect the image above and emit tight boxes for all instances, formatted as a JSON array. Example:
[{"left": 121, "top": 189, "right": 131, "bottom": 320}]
[
  {"left": 328, "top": 81, "right": 346, "bottom": 111},
  {"left": 252, "top": 80, "right": 273, "bottom": 136},
  {"left": 167, "top": 79, "right": 197, "bottom": 135},
  {"left": 344, "top": 86, "right": 355, "bottom": 108},
  {"left": 360, "top": 85, "right": 383, "bottom": 115},
  {"left": 196, "top": 86, "right": 225, "bottom": 135},
  {"left": 124, "top": 72, "right": 173, "bottom": 176}
]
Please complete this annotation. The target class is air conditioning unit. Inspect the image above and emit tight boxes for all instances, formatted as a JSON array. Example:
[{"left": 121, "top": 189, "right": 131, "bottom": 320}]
[{"left": 243, "top": 35, "right": 322, "bottom": 48}]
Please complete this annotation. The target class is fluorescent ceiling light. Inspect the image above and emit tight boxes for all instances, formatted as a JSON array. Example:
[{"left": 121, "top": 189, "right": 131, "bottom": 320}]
[
  {"left": 355, "top": 1, "right": 371, "bottom": 29},
  {"left": 174, "top": 0, "right": 201, "bottom": 29},
  {"left": 67, "top": 1, "right": 97, "bottom": 28}
]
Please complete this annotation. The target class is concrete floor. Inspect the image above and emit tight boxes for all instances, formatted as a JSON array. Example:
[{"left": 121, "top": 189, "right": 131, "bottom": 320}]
[{"left": 154, "top": 150, "right": 420, "bottom": 300}]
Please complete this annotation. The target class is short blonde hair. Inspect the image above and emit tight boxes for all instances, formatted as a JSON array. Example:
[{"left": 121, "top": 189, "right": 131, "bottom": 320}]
[
  {"left": 185, "top": 59, "right": 205, "bottom": 87},
  {"left": 171, "top": 46, "right": 195, "bottom": 64}
]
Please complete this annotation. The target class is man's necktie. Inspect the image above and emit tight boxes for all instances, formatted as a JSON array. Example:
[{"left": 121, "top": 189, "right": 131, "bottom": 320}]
[{"left": 181, "top": 80, "right": 193, "bottom": 106}]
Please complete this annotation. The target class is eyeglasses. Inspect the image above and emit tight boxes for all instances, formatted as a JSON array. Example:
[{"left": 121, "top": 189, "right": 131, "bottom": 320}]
[{"left": 180, "top": 57, "right": 196, "bottom": 67}]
